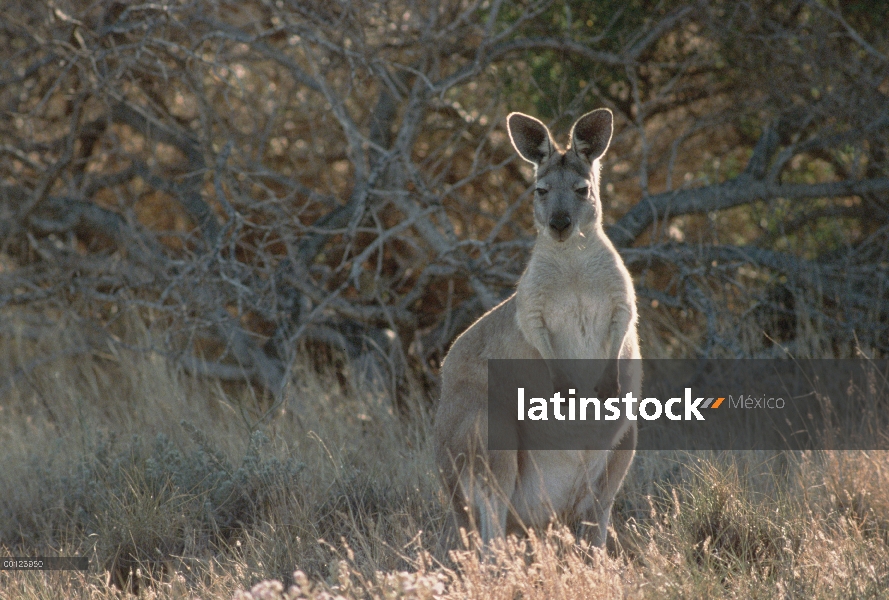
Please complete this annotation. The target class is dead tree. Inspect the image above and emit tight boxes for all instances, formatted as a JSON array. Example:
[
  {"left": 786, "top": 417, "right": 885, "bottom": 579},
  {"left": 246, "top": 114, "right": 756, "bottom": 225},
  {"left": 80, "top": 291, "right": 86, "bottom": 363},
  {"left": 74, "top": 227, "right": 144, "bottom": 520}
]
[{"left": 1, "top": 1, "right": 887, "bottom": 403}]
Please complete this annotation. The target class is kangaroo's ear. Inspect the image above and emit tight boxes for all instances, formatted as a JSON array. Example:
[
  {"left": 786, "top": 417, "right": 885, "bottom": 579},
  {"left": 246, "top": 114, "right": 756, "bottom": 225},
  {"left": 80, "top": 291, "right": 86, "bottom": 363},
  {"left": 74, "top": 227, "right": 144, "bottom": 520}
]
[
  {"left": 569, "top": 109, "right": 613, "bottom": 164},
  {"left": 507, "top": 112, "right": 554, "bottom": 167}
]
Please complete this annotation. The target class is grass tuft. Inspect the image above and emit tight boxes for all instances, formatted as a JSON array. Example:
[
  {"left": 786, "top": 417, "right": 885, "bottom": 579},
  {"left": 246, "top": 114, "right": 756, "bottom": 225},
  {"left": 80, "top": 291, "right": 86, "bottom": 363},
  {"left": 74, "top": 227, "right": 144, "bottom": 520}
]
[{"left": 1, "top": 314, "right": 888, "bottom": 598}]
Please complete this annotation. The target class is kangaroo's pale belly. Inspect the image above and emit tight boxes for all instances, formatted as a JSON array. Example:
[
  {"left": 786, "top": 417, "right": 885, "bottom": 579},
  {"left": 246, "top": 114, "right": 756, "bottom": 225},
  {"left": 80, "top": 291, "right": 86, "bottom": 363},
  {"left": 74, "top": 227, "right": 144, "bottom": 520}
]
[{"left": 511, "top": 450, "right": 609, "bottom": 526}]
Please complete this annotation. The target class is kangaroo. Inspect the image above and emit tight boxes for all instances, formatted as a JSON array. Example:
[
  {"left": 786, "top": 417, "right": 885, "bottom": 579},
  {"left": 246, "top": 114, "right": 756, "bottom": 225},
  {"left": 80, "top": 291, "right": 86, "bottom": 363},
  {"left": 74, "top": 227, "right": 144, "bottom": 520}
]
[{"left": 434, "top": 108, "right": 641, "bottom": 550}]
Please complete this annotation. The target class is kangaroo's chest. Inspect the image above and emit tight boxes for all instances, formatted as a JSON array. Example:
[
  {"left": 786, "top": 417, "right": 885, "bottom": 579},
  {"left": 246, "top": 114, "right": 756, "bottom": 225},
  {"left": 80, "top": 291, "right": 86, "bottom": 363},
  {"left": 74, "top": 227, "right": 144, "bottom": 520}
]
[
  {"left": 517, "top": 247, "right": 623, "bottom": 359},
  {"left": 543, "top": 288, "right": 611, "bottom": 357}
]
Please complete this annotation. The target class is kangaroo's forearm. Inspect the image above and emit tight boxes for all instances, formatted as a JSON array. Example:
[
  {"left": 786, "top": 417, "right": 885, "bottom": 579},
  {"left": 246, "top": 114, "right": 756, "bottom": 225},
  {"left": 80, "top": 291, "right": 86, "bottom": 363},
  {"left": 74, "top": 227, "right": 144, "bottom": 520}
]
[
  {"left": 609, "top": 305, "right": 633, "bottom": 359},
  {"left": 520, "top": 309, "right": 557, "bottom": 360}
]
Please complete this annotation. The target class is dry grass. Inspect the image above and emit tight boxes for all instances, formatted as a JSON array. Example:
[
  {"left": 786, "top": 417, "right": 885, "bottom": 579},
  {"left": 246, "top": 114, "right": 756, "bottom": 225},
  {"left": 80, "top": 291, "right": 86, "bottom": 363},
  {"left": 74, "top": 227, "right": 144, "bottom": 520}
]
[{"left": 2, "top": 314, "right": 889, "bottom": 599}]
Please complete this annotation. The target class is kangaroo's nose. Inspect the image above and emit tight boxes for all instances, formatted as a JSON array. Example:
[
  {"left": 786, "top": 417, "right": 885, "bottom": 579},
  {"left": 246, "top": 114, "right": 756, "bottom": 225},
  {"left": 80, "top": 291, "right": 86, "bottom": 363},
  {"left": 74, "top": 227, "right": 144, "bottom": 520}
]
[{"left": 549, "top": 212, "right": 571, "bottom": 234}]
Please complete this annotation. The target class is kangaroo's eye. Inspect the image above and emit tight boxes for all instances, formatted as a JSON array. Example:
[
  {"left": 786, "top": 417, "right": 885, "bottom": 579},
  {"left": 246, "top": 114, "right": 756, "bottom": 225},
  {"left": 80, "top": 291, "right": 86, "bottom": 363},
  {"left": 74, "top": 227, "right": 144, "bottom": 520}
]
[
  {"left": 535, "top": 188, "right": 548, "bottom": 196},
  {"left": 575, "top": 187, "right": 589, "bottom": 197}
]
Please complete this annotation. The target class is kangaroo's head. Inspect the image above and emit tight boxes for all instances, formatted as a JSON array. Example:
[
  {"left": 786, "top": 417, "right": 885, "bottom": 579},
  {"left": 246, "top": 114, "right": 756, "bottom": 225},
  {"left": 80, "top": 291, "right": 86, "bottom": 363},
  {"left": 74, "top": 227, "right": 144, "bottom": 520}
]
[{"left": 507, "top": 109, "right": 613, "bottom": 243}]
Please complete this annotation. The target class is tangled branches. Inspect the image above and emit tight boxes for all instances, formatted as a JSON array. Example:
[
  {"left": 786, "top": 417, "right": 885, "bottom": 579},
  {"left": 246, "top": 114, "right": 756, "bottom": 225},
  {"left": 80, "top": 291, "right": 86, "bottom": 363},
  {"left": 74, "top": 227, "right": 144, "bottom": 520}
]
[{"left": 1, "top": 1, "right": 887, "bottom": 399}]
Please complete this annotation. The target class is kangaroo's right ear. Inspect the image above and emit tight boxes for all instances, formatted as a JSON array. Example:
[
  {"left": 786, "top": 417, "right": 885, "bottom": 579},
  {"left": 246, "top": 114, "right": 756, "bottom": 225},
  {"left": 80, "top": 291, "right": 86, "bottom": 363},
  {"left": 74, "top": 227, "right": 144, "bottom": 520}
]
[{"left": 507, "top": 112, "right": 554, "bottom": 167}]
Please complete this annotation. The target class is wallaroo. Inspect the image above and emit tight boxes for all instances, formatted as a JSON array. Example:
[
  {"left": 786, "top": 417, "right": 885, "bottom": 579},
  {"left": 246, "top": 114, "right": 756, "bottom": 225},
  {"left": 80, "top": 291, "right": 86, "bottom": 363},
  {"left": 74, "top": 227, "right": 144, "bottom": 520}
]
[{"left": 434, "top": 108, "right": 641, "bottom": 550}]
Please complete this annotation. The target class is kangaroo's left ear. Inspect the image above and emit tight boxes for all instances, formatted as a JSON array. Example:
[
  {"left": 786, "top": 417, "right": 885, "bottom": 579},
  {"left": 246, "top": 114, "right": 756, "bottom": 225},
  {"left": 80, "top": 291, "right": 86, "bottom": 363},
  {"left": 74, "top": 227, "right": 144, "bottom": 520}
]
[{"left": 569, "top": 109, "right": 613, "bottom": 164}]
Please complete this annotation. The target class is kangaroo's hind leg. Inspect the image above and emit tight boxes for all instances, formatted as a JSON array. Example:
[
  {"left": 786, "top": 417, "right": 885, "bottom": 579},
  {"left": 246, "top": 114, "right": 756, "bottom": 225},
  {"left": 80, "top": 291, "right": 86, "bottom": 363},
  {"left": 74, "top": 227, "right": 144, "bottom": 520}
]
[{"left": 577, "top": 423, "right": 637, "bottom": 548}]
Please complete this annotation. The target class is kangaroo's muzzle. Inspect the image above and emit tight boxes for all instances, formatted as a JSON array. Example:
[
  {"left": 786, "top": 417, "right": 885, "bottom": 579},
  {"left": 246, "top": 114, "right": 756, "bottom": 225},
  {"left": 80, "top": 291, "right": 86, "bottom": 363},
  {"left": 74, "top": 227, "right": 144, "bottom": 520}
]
[{"left": 549, "top": 212, "right": 572, "bottom": 239}]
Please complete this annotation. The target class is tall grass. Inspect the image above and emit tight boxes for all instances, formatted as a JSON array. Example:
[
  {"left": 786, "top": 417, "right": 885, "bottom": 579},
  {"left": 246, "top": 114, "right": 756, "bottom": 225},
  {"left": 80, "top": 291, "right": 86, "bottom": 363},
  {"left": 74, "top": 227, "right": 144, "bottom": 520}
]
[{"left": 1, "top": 313, "right": 888, "bottom": 598}]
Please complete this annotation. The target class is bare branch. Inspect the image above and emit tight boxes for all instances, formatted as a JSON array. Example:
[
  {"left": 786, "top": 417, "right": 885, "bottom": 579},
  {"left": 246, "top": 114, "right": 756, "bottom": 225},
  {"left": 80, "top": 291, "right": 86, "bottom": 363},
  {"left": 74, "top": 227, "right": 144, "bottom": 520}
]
[{"left": 609, "top": 177, "right": 889, "bottom": 248}]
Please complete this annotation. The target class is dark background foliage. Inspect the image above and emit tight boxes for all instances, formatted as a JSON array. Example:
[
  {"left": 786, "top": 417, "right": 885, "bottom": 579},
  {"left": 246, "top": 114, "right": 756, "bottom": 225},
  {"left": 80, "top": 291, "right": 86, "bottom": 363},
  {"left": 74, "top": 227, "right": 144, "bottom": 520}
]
[{"left": 2, "top": 0, "right": 887, "bottom": 400}]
